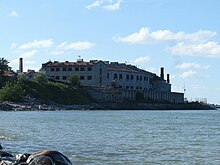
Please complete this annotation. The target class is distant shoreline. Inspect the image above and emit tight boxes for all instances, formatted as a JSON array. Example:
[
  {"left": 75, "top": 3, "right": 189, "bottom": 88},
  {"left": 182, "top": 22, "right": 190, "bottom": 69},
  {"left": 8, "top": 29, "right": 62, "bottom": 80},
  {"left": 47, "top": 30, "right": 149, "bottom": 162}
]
[{"left": 0, "top": 102, "right": 216, "bottom": 111}]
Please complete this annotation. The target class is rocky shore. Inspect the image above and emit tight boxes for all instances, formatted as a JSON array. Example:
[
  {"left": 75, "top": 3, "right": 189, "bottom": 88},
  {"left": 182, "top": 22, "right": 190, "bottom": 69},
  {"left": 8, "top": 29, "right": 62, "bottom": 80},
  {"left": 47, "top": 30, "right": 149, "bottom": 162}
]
[
  {"left": 0, "top": 101, "right": 216, "bottom": 111},
  {"left": 0, "top": 144, "right": 72, "bottom": 165}
]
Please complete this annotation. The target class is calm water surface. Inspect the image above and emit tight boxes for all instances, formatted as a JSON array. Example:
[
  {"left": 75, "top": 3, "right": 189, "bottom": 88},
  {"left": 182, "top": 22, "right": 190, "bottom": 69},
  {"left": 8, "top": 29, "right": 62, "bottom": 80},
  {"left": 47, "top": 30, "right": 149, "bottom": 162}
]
[{"left": 0, "top": 110, "right": 220, "bottom": 164}]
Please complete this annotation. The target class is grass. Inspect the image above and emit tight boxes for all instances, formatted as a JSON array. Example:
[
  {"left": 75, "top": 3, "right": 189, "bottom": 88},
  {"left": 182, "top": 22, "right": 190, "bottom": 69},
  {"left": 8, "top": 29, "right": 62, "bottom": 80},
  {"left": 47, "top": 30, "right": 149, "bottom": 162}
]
[{"left": 21, "top": 80, "right": 92, "bottom": 104}]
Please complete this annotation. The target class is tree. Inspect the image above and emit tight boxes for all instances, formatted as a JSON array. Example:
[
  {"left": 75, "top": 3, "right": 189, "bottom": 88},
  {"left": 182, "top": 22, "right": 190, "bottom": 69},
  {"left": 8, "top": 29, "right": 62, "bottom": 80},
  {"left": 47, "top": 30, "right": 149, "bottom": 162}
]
[
  {"left": 68, "top": 76, "right": 80, "bottom": 87},
  {"left": 0, "top": 81, "right": 26, "bottom": 102},
  {"left": 33, "top": 71, "right": 48, "bottom": 84},
  {"left": 0, "top": 58, "right": 11, "bottom": 76}
]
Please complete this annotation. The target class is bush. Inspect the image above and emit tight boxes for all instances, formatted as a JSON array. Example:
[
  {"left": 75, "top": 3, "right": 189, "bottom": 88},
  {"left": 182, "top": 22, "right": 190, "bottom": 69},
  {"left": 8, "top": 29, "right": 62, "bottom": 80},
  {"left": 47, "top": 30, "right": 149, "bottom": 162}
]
[
  {"left": 68, "top": 76, "right": 80, "bottom": 87},
  {"left": 33, "top": 71, "right": 48, "bottom": 84},
  {"left": 0, "top": 81, "right": 26, "bottom": 102}
]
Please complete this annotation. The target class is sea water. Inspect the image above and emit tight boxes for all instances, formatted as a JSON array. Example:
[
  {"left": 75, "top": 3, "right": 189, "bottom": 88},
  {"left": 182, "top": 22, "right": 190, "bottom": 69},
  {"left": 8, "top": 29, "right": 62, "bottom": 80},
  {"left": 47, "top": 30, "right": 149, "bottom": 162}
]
[{"left": 0, "top": 110, "right": 220, "bottom": 164}]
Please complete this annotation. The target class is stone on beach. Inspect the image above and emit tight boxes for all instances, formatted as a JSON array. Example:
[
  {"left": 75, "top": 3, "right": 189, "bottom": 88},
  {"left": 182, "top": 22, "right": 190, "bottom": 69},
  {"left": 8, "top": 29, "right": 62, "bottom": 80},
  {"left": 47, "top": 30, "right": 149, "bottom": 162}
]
[
  {"left": 27, "top": 150, "right": 72, "bottom": 165},
  {"left": 0, "top": 151, "right": 13, "bottom": 158}
]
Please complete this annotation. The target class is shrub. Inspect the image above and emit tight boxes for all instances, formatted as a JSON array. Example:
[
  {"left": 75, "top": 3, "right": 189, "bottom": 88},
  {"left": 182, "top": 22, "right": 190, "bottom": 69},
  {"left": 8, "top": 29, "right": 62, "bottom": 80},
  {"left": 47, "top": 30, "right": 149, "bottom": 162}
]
[
  {"left": 0, "top": 81, "right": 26, "bottom": 102},
  {"left": 33, "top": 71, "right": 48, "bottom": 84}
]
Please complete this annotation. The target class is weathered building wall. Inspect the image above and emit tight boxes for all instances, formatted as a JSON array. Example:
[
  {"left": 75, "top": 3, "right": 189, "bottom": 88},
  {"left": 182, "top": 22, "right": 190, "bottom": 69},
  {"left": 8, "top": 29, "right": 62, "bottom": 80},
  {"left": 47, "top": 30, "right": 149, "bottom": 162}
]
[{"left": 87, "top": 87, "right": 184, "bottom": 104}]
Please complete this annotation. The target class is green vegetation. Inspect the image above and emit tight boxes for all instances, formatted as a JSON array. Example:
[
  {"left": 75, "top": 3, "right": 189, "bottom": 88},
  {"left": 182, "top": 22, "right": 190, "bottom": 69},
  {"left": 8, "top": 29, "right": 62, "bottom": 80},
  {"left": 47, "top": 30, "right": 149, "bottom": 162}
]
[
  {"left": 0, "top": 81, "right": 26, "bottom": 102},
  {"left": 68, "top": 76, "right": 80, "bottom": 87},
  {"left": 21, "top": 80, "right": 91, "bottom": 104},
  {"left": 33, "top": 71, "right": 48, "bottom": 84}
]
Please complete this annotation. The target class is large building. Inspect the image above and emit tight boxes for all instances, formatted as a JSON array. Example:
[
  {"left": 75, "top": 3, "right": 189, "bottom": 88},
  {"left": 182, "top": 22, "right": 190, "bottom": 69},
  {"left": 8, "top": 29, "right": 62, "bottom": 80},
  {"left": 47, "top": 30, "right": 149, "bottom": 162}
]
[{"left": 41, "top": 59, "right": 184, "bottom": 103}]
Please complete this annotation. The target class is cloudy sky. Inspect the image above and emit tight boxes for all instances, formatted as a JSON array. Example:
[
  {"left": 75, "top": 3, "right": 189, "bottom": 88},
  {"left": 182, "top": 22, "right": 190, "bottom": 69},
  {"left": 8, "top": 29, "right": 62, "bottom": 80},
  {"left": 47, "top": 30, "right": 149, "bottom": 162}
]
[{"left": 1, "top": 0, "right": 220, "bottom": 104}]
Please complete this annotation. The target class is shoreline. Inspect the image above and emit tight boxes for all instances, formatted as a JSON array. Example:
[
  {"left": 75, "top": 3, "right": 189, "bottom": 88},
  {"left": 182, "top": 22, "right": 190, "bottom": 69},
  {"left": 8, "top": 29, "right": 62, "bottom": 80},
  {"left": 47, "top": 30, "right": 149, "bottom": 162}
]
[{"left": 0, "top": 101, "right": 216, "bottom": 111}]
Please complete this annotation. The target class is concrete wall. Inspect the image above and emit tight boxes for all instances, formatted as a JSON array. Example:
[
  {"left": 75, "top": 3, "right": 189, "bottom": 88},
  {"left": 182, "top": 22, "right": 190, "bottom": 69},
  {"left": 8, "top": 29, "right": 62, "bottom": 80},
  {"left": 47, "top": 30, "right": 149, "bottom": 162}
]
[{"left": 87, "top": 87, "right": 184, "bottom": 104}]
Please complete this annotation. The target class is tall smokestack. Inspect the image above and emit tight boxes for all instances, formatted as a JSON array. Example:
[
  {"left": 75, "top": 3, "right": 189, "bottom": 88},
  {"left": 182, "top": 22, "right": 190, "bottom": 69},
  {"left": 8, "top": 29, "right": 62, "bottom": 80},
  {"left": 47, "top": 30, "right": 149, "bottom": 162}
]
[
  {"left": 160, "top": 67, "right": 164, "bottom": 80},
  {"left": 19, "top": 58, "right": 23, "bottom": 73},
  {"left": 167, "top": 74, "right": 170, "bottom": 83}
]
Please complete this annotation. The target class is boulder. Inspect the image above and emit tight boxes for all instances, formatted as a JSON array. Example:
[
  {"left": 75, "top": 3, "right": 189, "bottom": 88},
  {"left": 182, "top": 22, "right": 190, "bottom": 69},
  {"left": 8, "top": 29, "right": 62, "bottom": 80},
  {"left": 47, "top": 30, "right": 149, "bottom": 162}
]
[
  {"left": 26, "top": 150, "right": 72, "bottom": 165},
  {"left": 0, "top": 151, "right": 13, "bottom": 158},
  {"left": 15, "top": 153, "right": 31, "bottom": 164},
  {"left": 28, "top": 156, "right": 54, "bottom": 165}
]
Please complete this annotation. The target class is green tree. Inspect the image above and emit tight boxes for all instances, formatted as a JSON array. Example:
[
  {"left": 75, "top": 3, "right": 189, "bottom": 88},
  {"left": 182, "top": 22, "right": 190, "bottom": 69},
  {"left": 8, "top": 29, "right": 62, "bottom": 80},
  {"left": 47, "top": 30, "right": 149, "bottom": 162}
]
[
  {"left": 0, "top": 81, "right": 26, "bottom": 102},
  {"left": 68, "top": 76, "right": 80, "bottom": 87},
  {"left": 33, "top": 71, "right": 48, "bottom": 84},
  {"left": 0, "top": 58, "right": 11, "bottom": 76}
]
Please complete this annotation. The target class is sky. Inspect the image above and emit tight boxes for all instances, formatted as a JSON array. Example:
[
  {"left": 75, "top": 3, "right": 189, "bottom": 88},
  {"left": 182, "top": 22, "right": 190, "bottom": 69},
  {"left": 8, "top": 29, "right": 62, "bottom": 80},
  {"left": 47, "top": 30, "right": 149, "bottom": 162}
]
[{"left": 1, "top": 0, "right": 220, "bottom": 104}]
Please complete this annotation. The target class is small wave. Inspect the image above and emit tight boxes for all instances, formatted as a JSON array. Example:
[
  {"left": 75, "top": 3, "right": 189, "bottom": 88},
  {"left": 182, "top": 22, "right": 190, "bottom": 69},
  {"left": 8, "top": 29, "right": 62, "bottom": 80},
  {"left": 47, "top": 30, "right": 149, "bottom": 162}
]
[{"left": 0, "top": 135, "right": 16, "bottom": 141}]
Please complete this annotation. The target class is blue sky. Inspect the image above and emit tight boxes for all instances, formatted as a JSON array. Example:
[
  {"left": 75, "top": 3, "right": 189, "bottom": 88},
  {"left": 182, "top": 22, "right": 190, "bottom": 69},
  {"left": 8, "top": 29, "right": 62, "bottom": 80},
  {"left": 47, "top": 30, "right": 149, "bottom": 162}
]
[{"left": 1, "top": 0, "right": 220, "bottom": 104}]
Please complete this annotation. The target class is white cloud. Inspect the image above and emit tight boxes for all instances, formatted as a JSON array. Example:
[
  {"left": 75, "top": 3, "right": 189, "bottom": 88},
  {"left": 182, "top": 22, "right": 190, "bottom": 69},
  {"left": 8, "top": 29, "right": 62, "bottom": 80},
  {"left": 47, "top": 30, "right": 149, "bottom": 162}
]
[
  {"left": 19, "top": 50, "right": 37, "bottom": 58},
  {"left": 103, "top": 0, "right": 122, "bottom": 11},
  {"left": 114, "top": 27, "right": 216, "bottom": 44},
  {"left": 58, "top": 41, "right": 95, "bottom": 50},
  {"left": 169, "top": 41, "right": 220, "bottom": 57},
  {"left": 9, "top": 10, "right": 18, "bottom": 17},
  {"left": 86, "top": 0, "right": 122, "bottom": 11},
  {"left": 180, "top": 70, "right": 197, "bottom": 78},
  {"left": 86, "top": 0, "right": 103, "bottom": 10},
  {"left": 49, "top": 51, "right": 64, "bottom": 55},
  {"left": 19, "top": 39, "right": 54, "bottom": 49},
  {"left": 175, "top": 62, "right": 201, "bottom": 70},
  {"left": 134, "top": 56, "right": 151, "bottom": 64}
]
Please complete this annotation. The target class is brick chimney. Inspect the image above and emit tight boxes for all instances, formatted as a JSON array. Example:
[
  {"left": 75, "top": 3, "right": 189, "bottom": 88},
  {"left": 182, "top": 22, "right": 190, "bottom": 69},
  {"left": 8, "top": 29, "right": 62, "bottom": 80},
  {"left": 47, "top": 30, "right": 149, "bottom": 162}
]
[
  {"left": 160, "top": 67, "right": 164, "bottom": 80},
  {"left": 19, "top": 58, "right": 23, "bottom": 73}
]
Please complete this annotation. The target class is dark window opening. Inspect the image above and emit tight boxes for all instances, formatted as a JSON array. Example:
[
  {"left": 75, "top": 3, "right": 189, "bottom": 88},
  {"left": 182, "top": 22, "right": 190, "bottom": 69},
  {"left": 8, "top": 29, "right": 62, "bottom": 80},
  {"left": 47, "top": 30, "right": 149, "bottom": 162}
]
[
  {"left": 56, "top": 68, "right": 60, "bottom": 71},
  {"left": 62, "top": 76, "right": 67, "bottom": 80},
  {"left": 63, "top": 67, "right": 67, "bottom": 71},
  {"left": 87, "top": 76, "right": 92, "bottom": 80},
  {"left": 114, "top": 73, "right": 118, "bottom": 80},
  {"left": 55, "top": 76, "right": 60, "bottom": 80},
  {"left": 80, "top": 76, "right": 84, "bottom": 80},
  {"left": 68, "top": 67, "right": 72, "bottom": 71},
  {"left": 51, "top": 68, "right": 55, "bottom": 72},
  {"left": 80, "top": 67, "right": 85, "bottom": 71},
  {"left": 75, "top": 67, "right": 79, "bottom": 71},
  {"left": 88, "top": 67, "right": 92, "bottom": 71},
  {"left": 119, "top": 74, "right": 123, "bottom": 80}
]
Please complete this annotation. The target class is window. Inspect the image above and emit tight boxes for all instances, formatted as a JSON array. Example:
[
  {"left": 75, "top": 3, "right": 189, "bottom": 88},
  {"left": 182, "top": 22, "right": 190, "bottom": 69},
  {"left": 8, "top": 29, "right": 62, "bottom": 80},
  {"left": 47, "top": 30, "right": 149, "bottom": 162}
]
[
  {"left": 80, "top": 76, "right": 84, "bottom": 80},
  {"left": 130, "top": 86, "right": 133, "bottom": 89},
  {"left": 51, "top": 68, "right": 54, "bottom": 72},
  {"left": 107, "top": 73, "right": 109, "bottom": 79},
  {"left": 55, "top": 76, "right": 60, "bottom": 80},
  {"left": 62, "top": 76, "right": 67, "bottom": 80},
  {"left": 63, "top": 67, "right": 67, "bottom": 71},
  {"left": 87, "top": 76, "right": 92, "bottom": 80},
  {"left": 126, "top": 86, "right": 129, "bottom": 89},
  {"left": 136, "top": 87, "right": 139, "bottom": 90},
  {"left": 80, "top": 67, "right": 85, "bottom": 71},
  {"left": 140, "top": 76, "right": 142, "bottom": 81},
  {"left": 126, "top": 74, "right": 129, "bottom": 80},
  {"left": 119, "top": 74, "right": 123, "bottom": 80},
  {"left": 88, "top": 67, "right": 92, "bottom": 71},
  {"left": 68, "top": 67, "right": 72, "bottom": 71},
  {"left": 131, "top": 75, "right": 134, "bottom": 80},
  {"left": 114, "top": 73, "right": 118, "bottom": 80},
  {"left": 56, "top": 68, "right": 60, "bottom": 71},
  {"left": 136, "top": 75, "right": 139, "bottom": 81},
  {"left": 75, "top": 67, "right": 79, "bottom": 71},
  {"left": 100, "top": 68, "right": 102, "bottom": 74}
]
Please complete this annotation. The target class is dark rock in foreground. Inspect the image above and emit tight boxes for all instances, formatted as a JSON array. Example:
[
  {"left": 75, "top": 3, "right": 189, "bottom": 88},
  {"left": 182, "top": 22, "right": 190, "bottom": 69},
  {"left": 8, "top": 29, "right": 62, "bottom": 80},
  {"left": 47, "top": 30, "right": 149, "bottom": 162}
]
[
  {"left": 27, "top": 150, "right": 72, "bottom": 165},
  {"left": 0, "top": 149, "right": 72, "bottom": 165}
]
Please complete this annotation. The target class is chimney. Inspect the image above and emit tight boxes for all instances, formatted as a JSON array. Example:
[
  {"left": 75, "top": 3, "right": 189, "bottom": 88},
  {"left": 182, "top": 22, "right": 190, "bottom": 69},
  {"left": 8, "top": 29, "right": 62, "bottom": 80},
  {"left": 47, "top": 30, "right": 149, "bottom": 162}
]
[
  {"left": 167, "top": 74, "right": 170, "bottom": 83},
  {"left": 19, "top": 58, "right": 23, "bottom": 73},
  {"left": 160, "top": 67, "right": 164, "bottom": 80}
]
